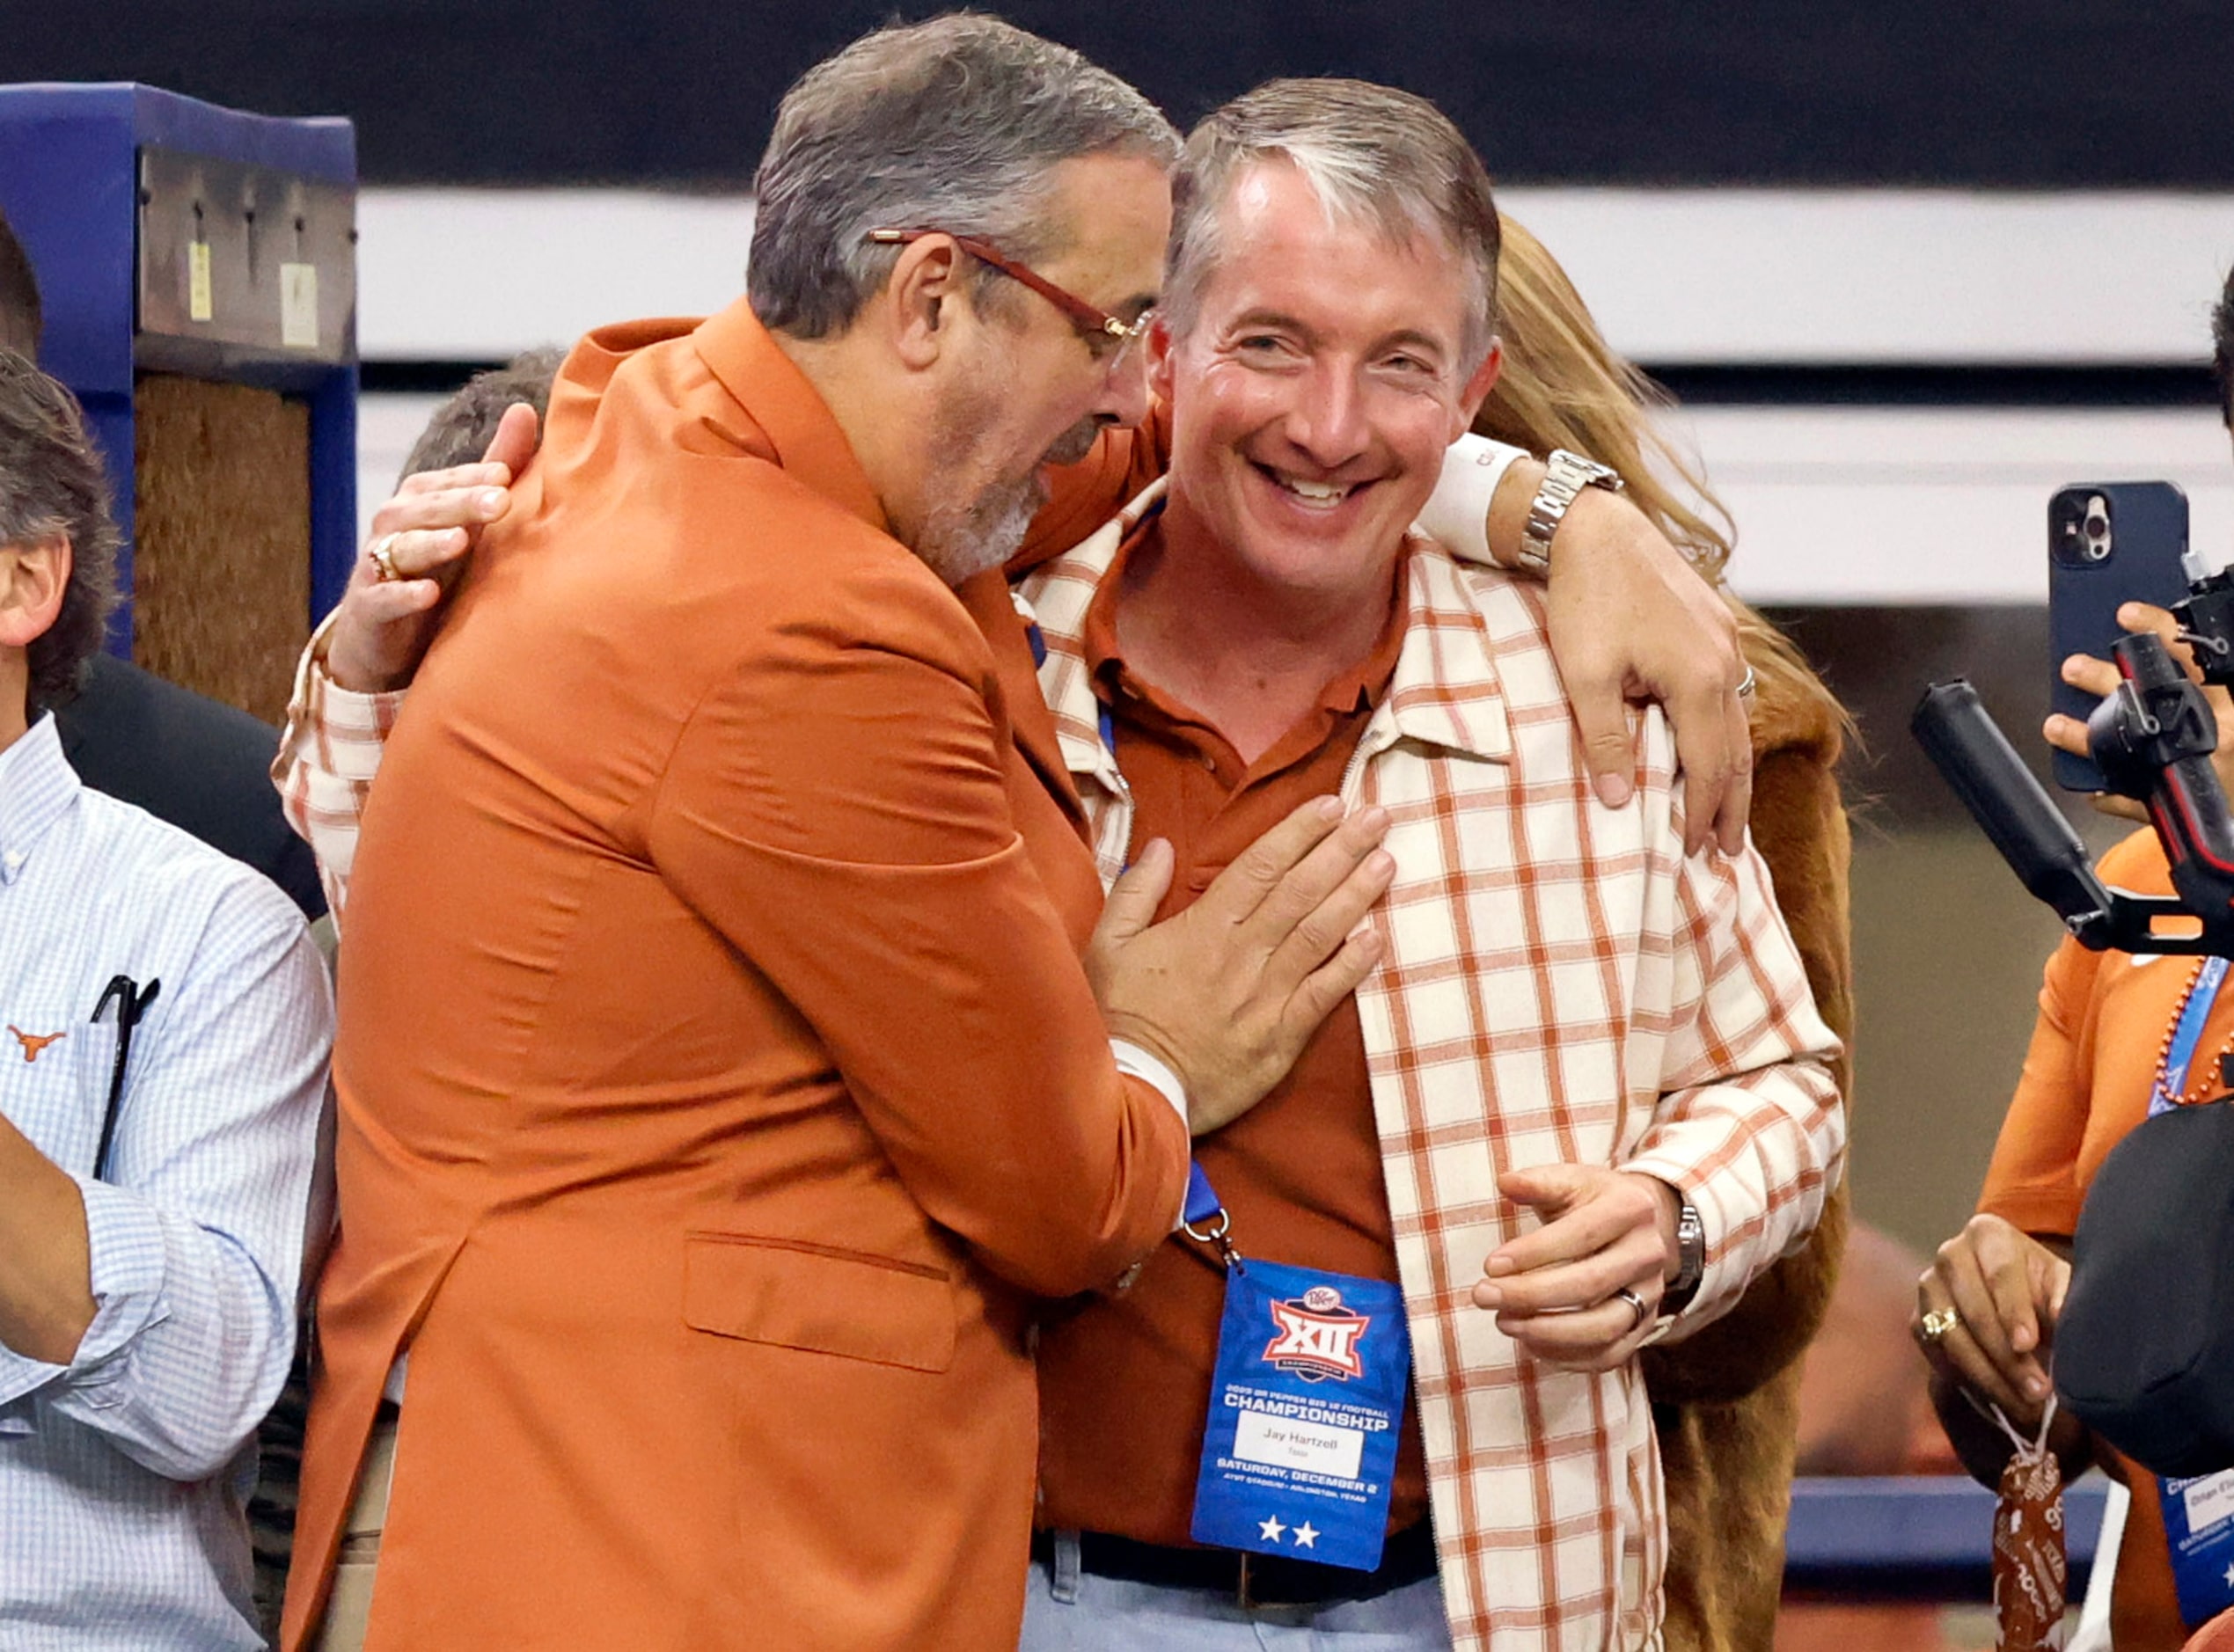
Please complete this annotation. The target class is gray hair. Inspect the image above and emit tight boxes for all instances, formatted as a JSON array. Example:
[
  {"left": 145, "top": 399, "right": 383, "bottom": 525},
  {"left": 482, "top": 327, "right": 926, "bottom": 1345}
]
[
  {"left": 400, "top": 346, "right": 568, "bottom": 482},
  {"left": 1164, "top": 80, "right": 1503, "bottom": 372},
  {"left": 747, "top": 15, "right": 1180, "bottom": 340}
]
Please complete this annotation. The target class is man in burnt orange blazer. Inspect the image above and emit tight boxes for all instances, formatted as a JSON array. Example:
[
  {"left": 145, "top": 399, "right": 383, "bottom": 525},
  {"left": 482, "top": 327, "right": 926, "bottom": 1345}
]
[{"left": 282, "top": 19, "right": 1394, "bottom": 1652}]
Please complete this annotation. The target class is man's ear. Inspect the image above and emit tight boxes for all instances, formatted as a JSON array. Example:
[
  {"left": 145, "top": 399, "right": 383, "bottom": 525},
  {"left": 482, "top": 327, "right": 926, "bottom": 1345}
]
[
  {"left": 0, "top": 532, "right": 71, "bottom": 650},
  {"left": 1146, "top": 314, "right": 1178, "bottom": 405},
  {"left": 1454, "top": 338, "right": 1505, "bottom": 435},
  {"left": 882, "top": 236, "right": 971, "bottom": 371}
]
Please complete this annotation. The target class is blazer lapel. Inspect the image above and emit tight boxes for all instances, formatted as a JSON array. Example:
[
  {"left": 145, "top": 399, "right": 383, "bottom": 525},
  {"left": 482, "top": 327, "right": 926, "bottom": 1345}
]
[{"left": 956, "top": 573, "right": 1090, "bottom": 840}]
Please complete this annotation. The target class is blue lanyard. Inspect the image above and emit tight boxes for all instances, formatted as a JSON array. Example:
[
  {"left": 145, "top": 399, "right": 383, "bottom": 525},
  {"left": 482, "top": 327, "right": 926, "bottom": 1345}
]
[
  {"left": 1065, "top": 638, "right": 1227, "bottom": 1241},
  {"left": 2154, "top": 956, "right": 2232, "bottom": 1117},
  {"left": 1184, "top": 1161, "right": 1222, "bottom": 1226}
]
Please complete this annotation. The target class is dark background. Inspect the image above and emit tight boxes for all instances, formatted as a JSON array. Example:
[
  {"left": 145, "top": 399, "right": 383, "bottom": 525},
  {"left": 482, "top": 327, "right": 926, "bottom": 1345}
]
[{"left": 10, "top": 0, "right": 2233, "bottom": 187}]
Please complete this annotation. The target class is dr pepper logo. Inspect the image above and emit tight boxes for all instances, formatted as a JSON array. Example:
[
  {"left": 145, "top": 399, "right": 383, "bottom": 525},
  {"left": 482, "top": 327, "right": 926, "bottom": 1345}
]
[{"left": 1263, "top": 1284, "right": 1370, "bottom": 1382}]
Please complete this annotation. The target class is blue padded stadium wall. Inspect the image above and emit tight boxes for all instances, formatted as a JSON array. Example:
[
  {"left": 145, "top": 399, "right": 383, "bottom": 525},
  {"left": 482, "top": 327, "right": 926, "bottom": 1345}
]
[{"left": 0, "top": 84, "right": 355, "bottom": 718}]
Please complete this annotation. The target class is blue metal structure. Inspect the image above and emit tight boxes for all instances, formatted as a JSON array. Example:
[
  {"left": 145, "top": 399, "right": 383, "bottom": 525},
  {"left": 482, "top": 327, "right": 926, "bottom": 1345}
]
[
  {"left": 1784, "top": 1474, "right": 2112, "bottom": 1598},
  {"left": 0, "top": 84, "right": 356, "bottom": 645}
]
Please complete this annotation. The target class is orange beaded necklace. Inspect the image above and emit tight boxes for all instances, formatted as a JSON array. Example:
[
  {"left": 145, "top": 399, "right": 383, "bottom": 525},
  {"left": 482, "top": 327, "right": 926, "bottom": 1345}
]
[{"left": 2151, "top": 955, "right": 2234, "bottom": 1109}]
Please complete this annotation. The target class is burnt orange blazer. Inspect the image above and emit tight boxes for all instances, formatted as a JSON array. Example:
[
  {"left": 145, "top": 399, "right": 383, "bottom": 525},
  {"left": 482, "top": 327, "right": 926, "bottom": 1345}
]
[{"left": 281, "top": 299, "right": 1190, "bottom": 1652}]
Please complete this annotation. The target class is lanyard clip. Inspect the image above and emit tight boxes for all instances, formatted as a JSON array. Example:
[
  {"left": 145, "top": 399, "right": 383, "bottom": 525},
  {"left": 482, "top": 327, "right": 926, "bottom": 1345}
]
[
  {"left": 1183, "top": 1207, "right": 1243, "bottom": 1273},
  {"left": 1183, "top": 1164, "right": 1244, "bottom": 1270}
]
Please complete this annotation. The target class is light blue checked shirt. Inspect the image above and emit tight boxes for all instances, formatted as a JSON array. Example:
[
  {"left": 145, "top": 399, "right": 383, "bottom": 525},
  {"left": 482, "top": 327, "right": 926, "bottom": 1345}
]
[{"left": 0, "top": 714, "right": 332, "bottom": 1649}]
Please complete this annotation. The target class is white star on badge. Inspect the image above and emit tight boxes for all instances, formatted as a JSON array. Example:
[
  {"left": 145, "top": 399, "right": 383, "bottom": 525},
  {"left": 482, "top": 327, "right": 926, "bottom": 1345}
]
[
  {"left": 2223, "top": 1561, "right": 2234, "bottom": 1589},
  {"left": 1259, "top": 1516, "right": 1286, "bottom": 1544},
  {"left": 1293, "top": 1522, "right": 1320, "bottom": 1550}
]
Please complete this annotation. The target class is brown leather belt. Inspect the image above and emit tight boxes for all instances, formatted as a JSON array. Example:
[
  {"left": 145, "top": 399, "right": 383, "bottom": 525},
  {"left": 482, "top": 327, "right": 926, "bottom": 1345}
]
[{"left": 1033, "top": 1521, "right": 1438, "bottom": 1611}]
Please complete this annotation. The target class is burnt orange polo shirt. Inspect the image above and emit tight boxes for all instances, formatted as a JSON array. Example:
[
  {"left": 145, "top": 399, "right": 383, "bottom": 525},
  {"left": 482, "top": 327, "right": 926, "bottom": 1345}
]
[{"left": 1033, "top": 504, "right": 1431, "bottom": 1546}]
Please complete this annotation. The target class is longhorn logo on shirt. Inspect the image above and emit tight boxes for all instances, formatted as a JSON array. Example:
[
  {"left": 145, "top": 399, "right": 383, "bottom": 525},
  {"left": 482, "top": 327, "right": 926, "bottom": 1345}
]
[
  {"left": 1263, "top": 1284, "right": 1370, "bottom": 1383},
  {"left": 7, "top": 1026, "right": 65, "bottom": 1064}
]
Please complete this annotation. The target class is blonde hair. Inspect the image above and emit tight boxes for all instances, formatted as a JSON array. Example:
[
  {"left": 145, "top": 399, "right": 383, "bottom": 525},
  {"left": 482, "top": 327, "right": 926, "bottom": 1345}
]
[{"left": 1473, "top": 214, "right": 1848, "bottom": 740}]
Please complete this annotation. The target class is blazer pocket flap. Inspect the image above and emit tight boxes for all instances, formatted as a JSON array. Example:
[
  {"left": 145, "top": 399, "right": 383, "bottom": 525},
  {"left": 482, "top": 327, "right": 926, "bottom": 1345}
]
[{"left": 682, "top": 1234, "right": 955, "bottom": 1373}]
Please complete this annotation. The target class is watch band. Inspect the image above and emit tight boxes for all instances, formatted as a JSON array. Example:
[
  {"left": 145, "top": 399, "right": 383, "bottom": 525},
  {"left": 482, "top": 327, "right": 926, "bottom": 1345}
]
[
  {"left": 1664, "top": 1198, "right": 1705, "bottom": 1315},
  {"left": 1516, "top": 449, "right": 1625, "bottom": 576}
]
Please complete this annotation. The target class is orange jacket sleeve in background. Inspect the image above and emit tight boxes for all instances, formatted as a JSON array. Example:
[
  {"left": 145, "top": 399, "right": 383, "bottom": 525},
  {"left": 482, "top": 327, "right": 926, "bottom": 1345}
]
[
  {"left": 1974, "top": 930, "right": 2103, "bottom": 1237},
  {"left": 1977, "top": 829, "right": 2179, "bottom": 1239}
]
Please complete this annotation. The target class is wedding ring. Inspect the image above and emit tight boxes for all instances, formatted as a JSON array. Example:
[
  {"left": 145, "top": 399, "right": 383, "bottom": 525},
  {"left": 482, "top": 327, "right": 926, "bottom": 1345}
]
[
  {"left": 1919, "top": 1306, "right": 1959, "bottom": 1343},
  {"left": 367, "top": 534, "right": 401, "bottom": 582},
  {"left": 1615, "top": 1287, "right": 1651, "bottom": 1332},
  {"left": 1736, "top": 666, "right": 1757, "bottom": 701}
]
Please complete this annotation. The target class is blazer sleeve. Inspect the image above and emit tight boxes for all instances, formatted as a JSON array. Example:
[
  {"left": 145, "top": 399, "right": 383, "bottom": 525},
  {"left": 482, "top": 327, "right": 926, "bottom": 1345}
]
[{"left": 644, "top": 564, "right": 1189, "bottom": 1298}]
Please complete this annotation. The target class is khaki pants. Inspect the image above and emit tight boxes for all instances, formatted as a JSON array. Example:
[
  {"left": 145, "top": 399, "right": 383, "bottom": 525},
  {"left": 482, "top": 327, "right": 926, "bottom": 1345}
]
[{"left": 310, "top": 1408, "right": 399, "bottom": 1652}]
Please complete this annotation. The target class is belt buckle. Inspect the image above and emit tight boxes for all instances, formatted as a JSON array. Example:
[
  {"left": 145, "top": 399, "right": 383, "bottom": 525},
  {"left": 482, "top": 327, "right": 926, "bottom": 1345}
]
[{"left": 1236, "top": 1550, "right": 1304, "bottom": 1613}]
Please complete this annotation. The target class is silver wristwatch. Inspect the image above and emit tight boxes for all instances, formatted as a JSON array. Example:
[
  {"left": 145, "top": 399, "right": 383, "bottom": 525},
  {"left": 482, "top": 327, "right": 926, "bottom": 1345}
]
[
  {"left": 1665, "top": 1198, "right": 1705, "bottom": 1314},
  {"left": 1516, "top": 449, "right": 1625, "bottom": 576}
]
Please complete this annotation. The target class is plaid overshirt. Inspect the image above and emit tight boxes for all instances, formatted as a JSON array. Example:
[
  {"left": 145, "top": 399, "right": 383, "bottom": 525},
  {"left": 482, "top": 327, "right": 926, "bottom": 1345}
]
[{"left": 1019, "top": 480, "right": 1845, "bottom": 1652}]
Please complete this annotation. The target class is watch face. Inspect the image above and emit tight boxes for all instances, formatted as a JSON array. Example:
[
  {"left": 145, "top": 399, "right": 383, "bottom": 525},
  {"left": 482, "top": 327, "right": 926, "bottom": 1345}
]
[{"left": 1672, "top": 1204, "right": 1704, "bottom": 1286}]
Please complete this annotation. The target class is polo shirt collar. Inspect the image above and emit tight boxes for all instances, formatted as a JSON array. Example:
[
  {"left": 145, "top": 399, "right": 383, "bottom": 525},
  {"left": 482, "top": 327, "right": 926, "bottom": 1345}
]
[
  {"left": 691, "top": 298, "right": 888, "bottom": 536},
  {"left": 1029, "top": 489, "right": 1513, "bottom": 778},
  {"left": 0, "top": 714, "right": 82, "bottom": 885}
]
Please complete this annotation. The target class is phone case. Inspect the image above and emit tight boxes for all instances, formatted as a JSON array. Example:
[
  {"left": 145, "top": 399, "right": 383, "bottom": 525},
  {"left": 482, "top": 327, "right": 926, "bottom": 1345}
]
[{"left": 2049, "top": 481, "right": 2191, "bottom": 792}]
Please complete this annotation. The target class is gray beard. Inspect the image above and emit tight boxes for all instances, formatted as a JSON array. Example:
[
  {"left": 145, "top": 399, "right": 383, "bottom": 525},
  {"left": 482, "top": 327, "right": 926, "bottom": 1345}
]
[
  {"left": 915, "top": 472, "right": 1043, "bottom": 588},
  {"left": 914, "top": 415, "right": 1100, "bottom": 588}
]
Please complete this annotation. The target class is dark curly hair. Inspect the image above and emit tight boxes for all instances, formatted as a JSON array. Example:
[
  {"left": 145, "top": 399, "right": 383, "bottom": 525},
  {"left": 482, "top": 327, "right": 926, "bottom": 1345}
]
[
  {"left": 0, "top": 349, "right": 120, "bottom": 713},
  {"left": 2214, "top": 262, "right": 2234, "bottom": 431}
]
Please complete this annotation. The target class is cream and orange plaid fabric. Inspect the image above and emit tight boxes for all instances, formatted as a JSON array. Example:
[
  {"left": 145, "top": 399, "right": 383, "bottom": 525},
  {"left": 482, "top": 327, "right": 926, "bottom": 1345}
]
[
  {"left": 270, "top": 612, "right": 402, "bottom": 926},
  {"left": 1019, "top": 480, "right": 1845, "bottom": 1652}
]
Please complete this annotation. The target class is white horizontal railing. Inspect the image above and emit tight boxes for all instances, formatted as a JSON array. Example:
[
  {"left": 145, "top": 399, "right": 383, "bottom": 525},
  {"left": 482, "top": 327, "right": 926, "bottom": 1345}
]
[
  {"left": 352, "top": 186, "right": 2234, "bottom": 606},
  {"left": 356, "top": 186, "right": 2234, "bottom": 367},
  {"left": 361, "top": 394, "right": 2234, "bottom": 606}
]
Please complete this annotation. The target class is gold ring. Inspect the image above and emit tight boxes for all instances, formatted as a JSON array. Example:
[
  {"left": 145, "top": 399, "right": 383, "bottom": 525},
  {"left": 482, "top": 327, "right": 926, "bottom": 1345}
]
[
  {"left": 367, "top": 534, "right": 401, "bottom": 582},
  {"left": 1736, "top": 666, "right": 1757, "bottom": 700},
  {"left": 1919, "top": 1306, "right": 1959, "bottom": 1343},
  {"left": 1615, "top": 1287, "right": 1651, "bottom": 1332}
]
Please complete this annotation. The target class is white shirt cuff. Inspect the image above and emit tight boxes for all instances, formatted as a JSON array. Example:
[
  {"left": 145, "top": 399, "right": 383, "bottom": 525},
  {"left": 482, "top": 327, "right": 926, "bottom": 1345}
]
[
  {"left": 1415, "top": 434, "right": 1529, "bottom": 569},
  {"left": 1109, "top": 1038, "right": 1189, "bottom": 1129}
]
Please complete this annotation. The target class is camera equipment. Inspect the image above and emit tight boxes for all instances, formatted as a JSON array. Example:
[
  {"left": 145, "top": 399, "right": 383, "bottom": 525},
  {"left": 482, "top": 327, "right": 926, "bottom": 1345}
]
[
  {"left": 1915, "top": 559, "right": 2234, "bottom": 1482},
  {"left": 1913, "top": 558, "right": 2234, "bottom": 956}
]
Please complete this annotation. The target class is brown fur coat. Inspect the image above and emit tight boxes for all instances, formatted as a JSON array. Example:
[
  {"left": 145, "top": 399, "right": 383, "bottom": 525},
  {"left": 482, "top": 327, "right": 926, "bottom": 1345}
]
[{"left": 1645, "top": 641, "right": 1856, "bottom": 1652}]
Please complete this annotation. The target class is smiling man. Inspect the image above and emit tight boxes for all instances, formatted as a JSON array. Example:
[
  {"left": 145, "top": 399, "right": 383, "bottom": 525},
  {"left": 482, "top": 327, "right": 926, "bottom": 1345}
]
[{"left": 1010, "top": 81, "right": 1846, "bottom": 1651}]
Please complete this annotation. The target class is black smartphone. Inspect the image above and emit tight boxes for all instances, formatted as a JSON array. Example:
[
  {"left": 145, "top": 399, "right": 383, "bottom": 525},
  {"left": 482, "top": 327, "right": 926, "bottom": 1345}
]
[{"left": 2049, "top": 480, "right": 2192, "bottom": 791}]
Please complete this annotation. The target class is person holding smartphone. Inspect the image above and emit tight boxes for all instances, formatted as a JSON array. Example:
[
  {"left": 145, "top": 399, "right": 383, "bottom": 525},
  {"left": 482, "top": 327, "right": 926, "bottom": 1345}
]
[{"left": 1914, "top": 264, "right": 2234, "bottom": 1651}]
